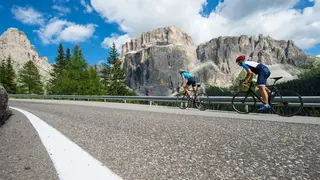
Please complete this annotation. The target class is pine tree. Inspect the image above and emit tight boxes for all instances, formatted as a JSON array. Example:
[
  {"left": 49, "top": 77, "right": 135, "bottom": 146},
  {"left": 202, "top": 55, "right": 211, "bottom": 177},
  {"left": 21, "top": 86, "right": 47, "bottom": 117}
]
[
  {"left": 49, "top": 43, "right": 66, "bottom": 93},
  {"left": 65, "top": 47, "right": 71, "bottom": 65},
  {"left": 108, "top": 59, "right": 126, "bottom": 95},
  {"left": 18, "top": 60, "right": 43, "bottom": 94},
  {"left": 0, "top": 59, "right": 5, "bottom": 86},
  {"left": 107, "top": 42, "right": 119, "bottom": 65},
  {"left": 100, "top": 43, "right": 118, "bottom": 91},
  {"left": 84, "top": 67, "right": 104, "bottom": 95},
  {"left": 52, "top": 43, "right": 66, "bottom": 75},
  {"left": 5, "top": 56, "right": 17, "bottom": 93}
]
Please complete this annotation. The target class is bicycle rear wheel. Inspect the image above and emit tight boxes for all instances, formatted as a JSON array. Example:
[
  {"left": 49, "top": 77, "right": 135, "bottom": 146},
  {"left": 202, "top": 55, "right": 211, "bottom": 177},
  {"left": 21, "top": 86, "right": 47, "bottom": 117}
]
[
  {"left": 232, "top": 91, "right": 257, "bottom": 114},
  {"left": 176, "top": 93, "right": 190, "bottom": 109},
  {"left": 269, "top": 90, "right": 303, "bottom": 117},
  {"left": 195, "top": 93, "right": 210, "bottom": 111}
]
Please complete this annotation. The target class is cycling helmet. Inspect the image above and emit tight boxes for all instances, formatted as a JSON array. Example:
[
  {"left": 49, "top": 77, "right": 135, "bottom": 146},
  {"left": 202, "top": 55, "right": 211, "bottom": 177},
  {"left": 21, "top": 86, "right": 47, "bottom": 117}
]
[{"left": 236, "top": 55, "right": 245, "bottom": 62}]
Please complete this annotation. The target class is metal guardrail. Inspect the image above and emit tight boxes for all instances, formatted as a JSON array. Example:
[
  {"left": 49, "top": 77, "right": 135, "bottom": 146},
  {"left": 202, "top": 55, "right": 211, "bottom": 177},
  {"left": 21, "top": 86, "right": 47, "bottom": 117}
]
[{"left": 8, "top": 94, "right": 320, "bottom": 107}]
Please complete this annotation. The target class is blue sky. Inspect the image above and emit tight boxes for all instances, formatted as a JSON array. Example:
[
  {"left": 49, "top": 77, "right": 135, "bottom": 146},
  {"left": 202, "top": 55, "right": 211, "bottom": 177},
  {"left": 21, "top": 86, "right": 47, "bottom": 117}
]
[{"left": 0, "top": 0, "right": 319, "bottom": 65}]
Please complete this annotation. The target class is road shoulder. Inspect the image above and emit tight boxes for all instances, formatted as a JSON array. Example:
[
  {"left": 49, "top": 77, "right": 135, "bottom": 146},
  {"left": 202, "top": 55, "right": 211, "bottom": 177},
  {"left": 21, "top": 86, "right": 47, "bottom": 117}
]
[{"left": 0, "top": 109, "right": 59, "bottom": 180}]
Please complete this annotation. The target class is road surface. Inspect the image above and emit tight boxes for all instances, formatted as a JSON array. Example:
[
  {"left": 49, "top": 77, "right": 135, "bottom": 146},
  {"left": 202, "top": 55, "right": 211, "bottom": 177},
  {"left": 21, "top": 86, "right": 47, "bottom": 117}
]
[{"left": 1, "top": 99, "right": 320, "bottom": 180}]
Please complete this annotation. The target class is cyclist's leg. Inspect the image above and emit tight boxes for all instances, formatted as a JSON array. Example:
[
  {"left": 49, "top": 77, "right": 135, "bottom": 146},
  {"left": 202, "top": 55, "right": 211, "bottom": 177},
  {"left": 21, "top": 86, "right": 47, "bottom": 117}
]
[
  {"left": 257, "top": 68, "right": 271, "bottom": 110},
  {"left": 190, "top": 78, "right": 198, "bottom": 96},
  {"left": 184, "top": 82, "right": 191, "bottom": 97}
]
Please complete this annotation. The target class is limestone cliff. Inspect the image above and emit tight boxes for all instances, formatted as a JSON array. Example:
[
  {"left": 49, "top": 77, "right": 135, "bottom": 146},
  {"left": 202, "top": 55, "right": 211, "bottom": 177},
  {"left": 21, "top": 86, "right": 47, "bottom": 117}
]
[
  {"left": 0, "top": 28, "right": 52, "bottom": 83},
  {"left": 121, "top": 27, "right": 312, "bottom": 96},
  {"left": 121, "top": 26, "right": 197, "bottom": 95}
]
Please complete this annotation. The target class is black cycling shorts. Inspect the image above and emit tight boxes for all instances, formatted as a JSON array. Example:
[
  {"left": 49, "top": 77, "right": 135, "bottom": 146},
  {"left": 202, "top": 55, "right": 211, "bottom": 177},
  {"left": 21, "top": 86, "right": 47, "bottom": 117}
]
[{"left": 186, "top": 77, "right": 196, "bottom": 87}]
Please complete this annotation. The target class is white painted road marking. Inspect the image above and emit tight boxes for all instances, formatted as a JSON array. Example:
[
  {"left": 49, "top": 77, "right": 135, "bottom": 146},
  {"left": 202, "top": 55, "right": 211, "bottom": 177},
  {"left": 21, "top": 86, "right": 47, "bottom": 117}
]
[{"left": 10, "top": 107, "right": 123, "bottom": 180}]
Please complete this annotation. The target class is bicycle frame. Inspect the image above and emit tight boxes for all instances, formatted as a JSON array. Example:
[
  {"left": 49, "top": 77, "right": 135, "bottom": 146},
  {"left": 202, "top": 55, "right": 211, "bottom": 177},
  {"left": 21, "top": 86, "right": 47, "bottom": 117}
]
[{"left": 241, "top": 81, "right": 279, "bottom": 104}]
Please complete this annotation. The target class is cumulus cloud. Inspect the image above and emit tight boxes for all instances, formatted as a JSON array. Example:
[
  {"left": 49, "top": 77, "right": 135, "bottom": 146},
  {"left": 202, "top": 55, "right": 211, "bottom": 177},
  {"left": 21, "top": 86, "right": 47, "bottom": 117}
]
[
  {"left": 52, "top": 5, "right": 71, "bottom": 16},
  {"left": 101, "top": 33, "right": 130, "bottom": 51},
  {"left": 35, "top": 18, "right": 97, "bottom": 44},
  {"left": 91, "top": 0, "right": 320, "bottom": 50},
  {"left": 317, "top": 54, "right": 320, "bottom": 57},
  {"left": 81, "top": 0, "right": 93, "bottom": 13},
  {"left": 11, "top": 5, "right": 45, "bottom": 26}
]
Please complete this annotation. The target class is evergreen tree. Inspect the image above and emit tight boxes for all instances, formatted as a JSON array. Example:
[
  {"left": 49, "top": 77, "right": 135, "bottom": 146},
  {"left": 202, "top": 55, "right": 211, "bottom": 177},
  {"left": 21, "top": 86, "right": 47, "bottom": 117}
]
[
  {"left": 101, "top": 62, "right": 112, "bottom": 90},
  {"left": 108, "top": 59, "right": 135, "bottom": 95},
  {"left": 5, "top": 56, "right": 17, "bottom": 93},
  {"left": 49, "top": 43, "right": 66, "bottom": 93},
  {"left": 18, "top": 60, "right": 43, "bottom": 94},
  {"left": 100, "top": 42, "right": 118, "bottom": 91},
  {"left": 107, "top": 42, "right": 119, "bottom": 65},
  {"left": 65, "top": 47, "right": 71, "bottom": 66},
  {"left": 52, "top": 43, "right": 66, "bottom": 75},
  {"left": 0, "top": 59, "right": 5, "bottom": 86},
  {"left": 84, "top": 67, "right": 104, "bottom": 95}
]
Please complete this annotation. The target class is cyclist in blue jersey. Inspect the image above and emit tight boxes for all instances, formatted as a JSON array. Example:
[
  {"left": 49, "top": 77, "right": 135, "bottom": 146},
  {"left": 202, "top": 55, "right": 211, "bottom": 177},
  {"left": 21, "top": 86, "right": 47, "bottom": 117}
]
[
  {"left": 236, "top": 55, "right": 271, "bottom": 111},
  {"left": 178, "top": 69, "right": 198, "bottom": 98}
]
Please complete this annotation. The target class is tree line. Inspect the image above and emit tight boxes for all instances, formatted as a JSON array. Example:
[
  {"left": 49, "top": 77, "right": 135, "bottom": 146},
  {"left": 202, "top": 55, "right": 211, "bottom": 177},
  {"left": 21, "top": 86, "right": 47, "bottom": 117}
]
[{"left": 0, "top": 42, "right": 135, "bottom": 96}]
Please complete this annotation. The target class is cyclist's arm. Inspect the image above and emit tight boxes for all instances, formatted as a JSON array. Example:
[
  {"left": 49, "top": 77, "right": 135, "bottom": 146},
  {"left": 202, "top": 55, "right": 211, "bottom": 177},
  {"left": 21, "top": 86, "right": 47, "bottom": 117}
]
[
  {"left": 181, "top": 77, "right": 186, "bottom": 87},
  {"left": 241, "top": 63, "right": 253, "bottom": 82}
]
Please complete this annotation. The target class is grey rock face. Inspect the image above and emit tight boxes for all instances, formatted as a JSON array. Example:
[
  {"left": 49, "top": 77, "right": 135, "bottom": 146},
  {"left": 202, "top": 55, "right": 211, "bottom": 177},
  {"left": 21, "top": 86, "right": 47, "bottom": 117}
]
[
  {"left": 0, "top": 28, "right": 52, "bottom": 83},
  {"left": 121, "top": 27, "right": 311, "bottom": 95},
  {"left": 196, "top": 35, "right": 309, "bottom": 86},
  {"left": 121, "top": 26, "right": 194, "bottom": 56},
  {"left": 0, "top": 85, "right": 11, "bottom": 126},
  {"left": 123, "top": 45, "right": 197, "bottom": 96}
]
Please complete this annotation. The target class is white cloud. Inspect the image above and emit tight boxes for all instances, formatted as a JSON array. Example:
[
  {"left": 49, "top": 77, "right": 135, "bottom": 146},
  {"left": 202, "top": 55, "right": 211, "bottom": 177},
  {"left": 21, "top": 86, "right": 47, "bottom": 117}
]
[
  {"left": 52, "top": 5, "right": 71, "bottom": 16},
  {"left": 91, "top": 0, "right": 320, "bottom": 51},
  {"left": 316, "top": 54, "right": 320, "bottom": 57},
  {"left": 101, "top": 33, "right": 130, "bottom": 51},
  {"left": 35, "top": 18, "right": 97, "bottom": 44},
  {"left": 81, "top": 0, "right": 93, "bottom": 13},
  {"left": 11, "top": 5, "right": 45, "bottom": 26}
]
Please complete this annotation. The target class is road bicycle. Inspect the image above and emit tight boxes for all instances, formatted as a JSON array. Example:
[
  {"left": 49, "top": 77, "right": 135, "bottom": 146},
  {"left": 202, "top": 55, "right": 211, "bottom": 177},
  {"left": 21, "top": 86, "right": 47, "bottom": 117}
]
[
  {"left": 176, "top": 84, "right": 209, "bottom": 111},
  {"left": 231, "top": 77, "right": 303, "bottom": 117}
]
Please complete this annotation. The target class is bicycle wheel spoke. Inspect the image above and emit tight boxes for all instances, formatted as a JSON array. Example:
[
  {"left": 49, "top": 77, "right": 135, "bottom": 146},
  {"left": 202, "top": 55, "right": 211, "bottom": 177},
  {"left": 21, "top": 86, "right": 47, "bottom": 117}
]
[
  {"left": 232, "top": 91, "right": 256, "bottom": 114},
  {"left": 195, "top": 93, "right": 209, "bottom": 111},
  {"left": 270, "top": 90, "right": 303, "bottom": 117}
]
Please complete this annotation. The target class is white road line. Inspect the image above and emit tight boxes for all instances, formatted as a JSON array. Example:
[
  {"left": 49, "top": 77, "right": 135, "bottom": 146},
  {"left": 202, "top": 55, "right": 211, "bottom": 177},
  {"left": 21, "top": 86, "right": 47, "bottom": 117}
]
[{"left": 10, "top": 107, "right": 123, "bottom": 180}]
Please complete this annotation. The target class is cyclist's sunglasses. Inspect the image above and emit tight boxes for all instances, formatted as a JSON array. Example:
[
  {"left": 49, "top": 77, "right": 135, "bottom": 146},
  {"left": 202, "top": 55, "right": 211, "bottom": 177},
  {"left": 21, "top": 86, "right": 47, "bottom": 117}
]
[{"left": 237, "top": 61, "right": 242, "bottom": 66}]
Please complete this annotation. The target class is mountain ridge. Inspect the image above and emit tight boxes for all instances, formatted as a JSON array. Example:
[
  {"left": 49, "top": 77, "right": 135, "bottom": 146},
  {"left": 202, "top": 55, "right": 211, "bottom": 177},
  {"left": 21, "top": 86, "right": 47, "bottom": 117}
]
[{"left": 120, "top": 26, "right": 314, "bottom": 96}]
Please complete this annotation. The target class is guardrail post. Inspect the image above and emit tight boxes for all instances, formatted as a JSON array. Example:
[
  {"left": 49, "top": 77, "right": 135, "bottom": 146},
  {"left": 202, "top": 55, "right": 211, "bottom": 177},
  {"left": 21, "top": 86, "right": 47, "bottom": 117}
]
[
  {"left": 124, "top": 100, "right": 127, "bottom": 104},
  {"left": 245, "top": 105, "right": 248, "bottom": 112},
  {"left": 104, "top": 98, "right": 106, "bottom": 102},
  {"left": 73, "top": 98, "right": 75, "bottom": 100},
  {"left": 149, "top": 101, "right": 152, "bottom": 106}
]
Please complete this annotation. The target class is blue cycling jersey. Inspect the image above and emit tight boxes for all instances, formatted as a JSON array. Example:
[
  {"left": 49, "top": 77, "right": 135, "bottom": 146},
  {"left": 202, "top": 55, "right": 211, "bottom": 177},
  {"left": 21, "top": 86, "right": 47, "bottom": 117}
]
[{"left": 181, "top": 72, "right": 193, "bottom": 79}]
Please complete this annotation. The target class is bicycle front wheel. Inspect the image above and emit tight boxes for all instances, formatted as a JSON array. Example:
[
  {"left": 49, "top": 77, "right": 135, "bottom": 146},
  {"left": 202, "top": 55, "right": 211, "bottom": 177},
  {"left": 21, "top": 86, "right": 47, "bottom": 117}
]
[
  {"left": 176, "top": 93, "right": 190, "bottom": 109},
  {"left": 232, "top": 91, "right": 257, "bottom": 114},
  {"left": 270, "top": 90, "right": 303, "bottom": 117},
  {"left": 195, "top": 93, "right": 210, "bottom": 111}
]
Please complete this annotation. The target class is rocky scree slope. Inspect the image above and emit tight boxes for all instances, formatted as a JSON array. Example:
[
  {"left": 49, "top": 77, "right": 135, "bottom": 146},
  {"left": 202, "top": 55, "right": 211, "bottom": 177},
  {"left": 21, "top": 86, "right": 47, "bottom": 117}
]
[
  {"left": 120, "top": 26, "right": 311, "bottom": 96},
  {"left": 0, "top": 28, "right": 52, "bottom": 83}
]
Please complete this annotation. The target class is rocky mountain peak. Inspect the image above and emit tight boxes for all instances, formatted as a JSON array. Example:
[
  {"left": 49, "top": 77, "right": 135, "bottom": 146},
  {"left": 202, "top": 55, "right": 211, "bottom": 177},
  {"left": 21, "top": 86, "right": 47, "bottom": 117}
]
[
  {"left": 0, "top": 28, "right": 52, "bottom": 83},
  {"left": 121, "top": 26, "right": 194, "bottom": 56},
  {"left": 121, "top": 26, "right": 313, "bottom": 95}
]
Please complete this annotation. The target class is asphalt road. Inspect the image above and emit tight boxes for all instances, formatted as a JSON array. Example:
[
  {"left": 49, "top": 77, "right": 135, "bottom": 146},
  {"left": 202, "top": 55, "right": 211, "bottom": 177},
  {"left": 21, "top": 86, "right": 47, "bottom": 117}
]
[{"left": 1, "top": 99, "right": 320, "bottom": 180}]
